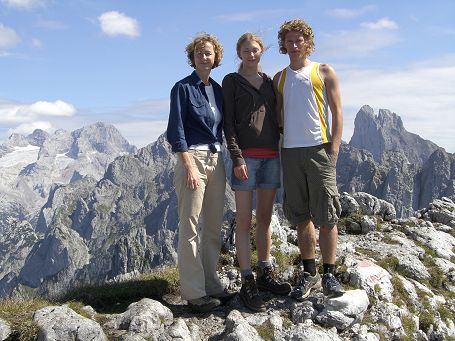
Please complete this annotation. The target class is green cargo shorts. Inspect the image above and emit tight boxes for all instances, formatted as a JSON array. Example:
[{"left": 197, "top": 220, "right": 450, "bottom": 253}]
[{"left": 281, "top": 143, "right": 341, "bottom": 227}]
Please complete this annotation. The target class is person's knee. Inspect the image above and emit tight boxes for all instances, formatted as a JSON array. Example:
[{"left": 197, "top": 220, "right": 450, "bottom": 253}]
[
  {"left": 235, "top": 214, "right": 253, "bottom": 231},
  {"left": 320, "top": 224, "right": 337, "bottom": 233},
  {"left": 297, "top": 220, "right": 313, "bottom": 231},
  {"left": 255, "top": 212, "right": 272, "bottom": 230}
]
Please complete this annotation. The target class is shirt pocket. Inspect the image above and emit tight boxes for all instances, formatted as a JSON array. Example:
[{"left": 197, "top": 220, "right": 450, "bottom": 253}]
[{"left": 189, "top": 93, "right": 205, "bottom": 108}]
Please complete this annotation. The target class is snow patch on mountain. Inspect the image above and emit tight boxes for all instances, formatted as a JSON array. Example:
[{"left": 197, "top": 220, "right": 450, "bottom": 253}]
[{"left": 0, "top": 145, "right": 40, "bottom": 168}]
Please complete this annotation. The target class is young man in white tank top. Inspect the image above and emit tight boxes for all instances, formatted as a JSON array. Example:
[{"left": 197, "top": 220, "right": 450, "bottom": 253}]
[{"left": 273, "top": 19, "right": 345, "bottom": 300}]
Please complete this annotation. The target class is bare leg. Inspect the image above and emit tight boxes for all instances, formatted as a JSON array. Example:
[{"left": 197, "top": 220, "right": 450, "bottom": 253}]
[
  {"left": 319, "top": 225, "right": 338, "bottom": 264},
  {"left": 255, "top": 188, "right": 277, "bottom": 262},
  {"left": 234, "top": 191, "right": 253, "bottom": 271},
  {"left": 297, "top": 220, "right": 316, "bottom": 260}
]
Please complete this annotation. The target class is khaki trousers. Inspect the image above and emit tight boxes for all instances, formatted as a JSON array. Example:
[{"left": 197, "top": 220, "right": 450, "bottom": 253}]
[{"left": 174, "top": 150, "right": 226, "bottom": 300}]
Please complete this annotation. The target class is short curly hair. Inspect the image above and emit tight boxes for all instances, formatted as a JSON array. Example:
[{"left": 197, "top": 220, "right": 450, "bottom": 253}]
[
  {"left": 186, "top": 33, "right": 223, "bottom": 69},
  {"left": 278, "top": 19, "right": 315, "bottom": 55}
]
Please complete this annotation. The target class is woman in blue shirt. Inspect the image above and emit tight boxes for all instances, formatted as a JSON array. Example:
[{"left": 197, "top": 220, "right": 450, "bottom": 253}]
[{"left": 167, "top": 33, "right": 233, "bottom": 313}]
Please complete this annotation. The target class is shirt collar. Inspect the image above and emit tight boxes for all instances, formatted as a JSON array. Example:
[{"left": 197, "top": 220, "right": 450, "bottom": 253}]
[{"left": 190, "top": 70, "right": 214, "bottom": 88}]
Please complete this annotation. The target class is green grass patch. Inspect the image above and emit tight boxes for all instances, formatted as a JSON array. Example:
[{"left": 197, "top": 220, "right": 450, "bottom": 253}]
[
  {"left": 254, "top": 324, "right": 274, "bottom": 341},
  {"left": 272, "top": 249, "right": 300, "bottom": 273},
  {"left": 381, "top": 235, "right": 401, "bottom": 245},
  {"left": 400, "top": 314, "right": 417, "bottom": 341},
  {"left": 338, "top": 213, "right": 364, "bottom": 234},
  {"left": 414, "top": 240, "right": 437, "bottom": 258},
  {"left": 0, "top": 298, "right": 52, "bottom": 341},
  {"left": 376, "top": 256, "right": 399, "bottom": 272},
  {"left": 390, "top": 275, "right": 416, "bottom": 313},
  {"left": 413, "top": 240, "right": 446, "bottom": 289},
  {"left": 355, "top": 247, "right": 378, "bottom": 260},
  {"left": 418, "top": 309, "right": 435, "bottom": 334},
  {"left": 62, "top": 267, "right": 179, "bottom": 313},
  {"left": 437, "top": 303, "right": 455, "bottom": 324},
  {"left": 428, "top": 267, "right": 445, "bottom": 289}
]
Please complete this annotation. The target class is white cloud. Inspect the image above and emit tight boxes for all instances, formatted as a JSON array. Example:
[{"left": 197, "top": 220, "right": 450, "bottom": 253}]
[
  {"left": 327, "top": 5, "right": 376, "bottom": 18},
  {"left": 318, "top": 17, "right": 400, "bottom": 59},
  {"left": 0, "top": 100, "right": 76, "bottom": 123},
  {"left": 0, "top": 23, "right": 20, "bottom": 49},
  {"left": 319, "top": 28, "right": 400, "bottom": 58},
  {"left": 360, "top": 17, "right": 398, "bottom": 30},
  {"left": 26, "top": 100, "right": 75, "bottom": 116},
  {"left": 1, "top": 0, "right": 46, "bottom": 10},
  {"left": 338, "top": 55, "right": 455, "bottom": 152},
  {"left": 98, "top": 11, "right": 140, "bottom": 38},
  {"left": 8, "top": 121, "right": 54, "bottom": 136}
]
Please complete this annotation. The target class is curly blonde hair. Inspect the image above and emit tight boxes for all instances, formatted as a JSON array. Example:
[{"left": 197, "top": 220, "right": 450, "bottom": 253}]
[
  {"left": 186, "top": 33, "right": 223, "bottom": 69},
  {"left": 278, "top": 19, "right": 315, "bottom": 55}
]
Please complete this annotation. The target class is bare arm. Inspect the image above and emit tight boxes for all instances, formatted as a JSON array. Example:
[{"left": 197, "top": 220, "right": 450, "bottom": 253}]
[
  {"left": 320, "top": 64, "right": 343, "bottom": 164},
  {"left": 272, "top": 71, "right": 283, "bottom": 132}
]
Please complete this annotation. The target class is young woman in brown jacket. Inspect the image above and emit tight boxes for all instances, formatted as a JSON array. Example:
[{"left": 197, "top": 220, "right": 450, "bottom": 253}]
[{"left": 222, "top": 33, "right": 291, "bottom": 312}]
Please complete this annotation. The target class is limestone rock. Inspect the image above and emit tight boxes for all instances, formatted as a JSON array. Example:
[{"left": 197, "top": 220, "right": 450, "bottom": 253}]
[
  {"left": 33, "top": 305, "right": 107, "bottom": 341},
  {"left": 347, "top": 259, "right": 393, "bottom": 302},
  {"left": 224, "top": 310, "right": 262, "bottom": 341},
  {"left": 104, "top": 298, "right": 173, "bottom": 339},
  {"left": 284, "top": 320, "right": 342, "bottom": 340},
  {"left": 0, "top": 319, "right": 11, "bottom": 341}
]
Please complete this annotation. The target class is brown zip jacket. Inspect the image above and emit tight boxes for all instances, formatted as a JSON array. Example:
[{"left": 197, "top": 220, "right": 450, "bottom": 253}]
[{"left": 222, "top": 72, "right": 280, "bottom": 167}]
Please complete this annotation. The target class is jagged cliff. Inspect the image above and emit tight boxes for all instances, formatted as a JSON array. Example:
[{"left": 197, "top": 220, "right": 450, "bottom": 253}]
[{"left": 340, "top": 105, "right": 455, "bottom": 217}]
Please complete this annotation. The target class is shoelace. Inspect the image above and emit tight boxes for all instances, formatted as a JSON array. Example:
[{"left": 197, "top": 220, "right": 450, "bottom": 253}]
[
  {"left": 263, "top": 268, "right": 280, "bottom": 285},
  {"left": 245, "top": 279, "right": 259, "bottom": 296},
  {"left": 297, "top": 273, "right": 310, "bottom": 287},
  {"left": 324, "top": 275, "right": 340, "bottom": 289}
]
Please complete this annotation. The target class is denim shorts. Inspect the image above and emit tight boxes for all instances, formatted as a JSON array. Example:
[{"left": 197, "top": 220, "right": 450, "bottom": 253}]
[{"left": 231, "top": 157, "right": 281, "bottom": 191}]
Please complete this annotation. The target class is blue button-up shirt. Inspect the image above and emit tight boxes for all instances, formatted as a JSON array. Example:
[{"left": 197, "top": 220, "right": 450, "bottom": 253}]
[{"left": 166, "top": 71, "right": 224, "bottom": 153}]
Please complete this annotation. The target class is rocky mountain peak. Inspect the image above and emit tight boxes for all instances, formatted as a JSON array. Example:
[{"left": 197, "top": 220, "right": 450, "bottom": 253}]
[
  {"left": 27, "top": 129, "right": 49, "bottom": 147},
  {"left": 377, "top": 108, "right": 405, "bottom": 131},
  {"left": 349, "top": 105, "right": 439, "bottom": 166},
  {"left": 68, "top": 122, "right": 136, "bottom": 158},
  {"left": 5, "top": 129, "right": 49, "bottom": 149}
]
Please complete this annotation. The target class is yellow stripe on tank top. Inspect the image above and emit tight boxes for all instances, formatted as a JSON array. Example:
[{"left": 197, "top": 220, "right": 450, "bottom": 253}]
[
  {"left": 278, "top": 68, "right": 287, "bottom": 134},
  {"left": 310, "top": 62, "right": 328, "bottom": 143}
]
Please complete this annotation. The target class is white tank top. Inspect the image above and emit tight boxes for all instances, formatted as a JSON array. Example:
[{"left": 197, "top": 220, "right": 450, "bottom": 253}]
[{"left": 277, "top": 62, "right": 331, "bottom": 148}]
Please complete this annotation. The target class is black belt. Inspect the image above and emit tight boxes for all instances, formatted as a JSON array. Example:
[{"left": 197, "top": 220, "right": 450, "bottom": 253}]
[{"left": 209, "top": 143, "right": 218, "bottom": 154}]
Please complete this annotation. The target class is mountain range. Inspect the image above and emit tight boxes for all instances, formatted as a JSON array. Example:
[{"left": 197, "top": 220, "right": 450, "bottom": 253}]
[{"left": 0, "top": 105, "right": 454, "bottom": 298}]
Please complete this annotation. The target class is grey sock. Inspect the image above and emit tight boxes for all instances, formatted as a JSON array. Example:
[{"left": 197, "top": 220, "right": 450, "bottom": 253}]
[
  {"left": 240, "top": 268, "right": 253, "bottom": 282},
  {"left": 257, "top": 260, "right": 272, "bottom": 270}
]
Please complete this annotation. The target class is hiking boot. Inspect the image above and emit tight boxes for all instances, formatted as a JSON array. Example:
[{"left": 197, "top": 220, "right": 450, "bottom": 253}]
[
  {"left": 187, "top": 295, "right": 221, "bottom": 313},
  {"left": 290, "top": 271, "right": 321, "bottom": 301},
  {"left": 239, "top": 274, "right": 266, "bottom": 312},
  {"left": 322, "top": 273, "right": 345, "bottom": 298},
  {"left": 210, "top": 289, "right": 237, "bottom": 304},
  {"left": 256, "top": 266, "right": 292, "bottom": 295}
]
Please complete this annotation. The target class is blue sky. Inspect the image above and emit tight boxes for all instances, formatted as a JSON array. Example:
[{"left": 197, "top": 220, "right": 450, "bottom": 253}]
[{"left": 1, "top": 0, "right": 454, "bottom": 152}]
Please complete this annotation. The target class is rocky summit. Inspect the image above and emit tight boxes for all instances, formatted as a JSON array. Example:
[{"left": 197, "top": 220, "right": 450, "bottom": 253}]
[{"left": 0, "top": 193, "right": 454, "bottom": 340}]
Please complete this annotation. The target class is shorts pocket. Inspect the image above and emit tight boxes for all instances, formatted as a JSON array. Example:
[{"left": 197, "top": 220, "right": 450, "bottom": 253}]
[
  {"left": 322, "top": 144, "right": 335, "bottom": 168},
  {"left": 326, "top": 192, "right": 341, "bottom": 225}
]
